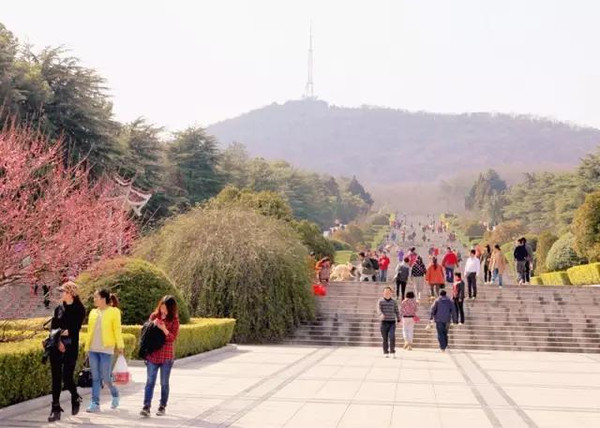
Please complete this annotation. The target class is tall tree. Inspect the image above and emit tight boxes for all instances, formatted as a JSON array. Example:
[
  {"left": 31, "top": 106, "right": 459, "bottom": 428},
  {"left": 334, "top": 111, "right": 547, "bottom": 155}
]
[
  {"left": 0, "top": 124, "right": 136, "bottom": 286},
  {"left": 347, "top": 175, "right": 374, "bottom": 206},
  {"left": 166, "top": 127, "right": 223, "bottom": 208}
]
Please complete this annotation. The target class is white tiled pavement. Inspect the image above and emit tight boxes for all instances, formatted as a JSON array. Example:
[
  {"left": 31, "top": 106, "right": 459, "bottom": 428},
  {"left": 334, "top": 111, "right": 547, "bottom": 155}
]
[{"left": 3, "top": 345, "right": 600, "bottom": 427}]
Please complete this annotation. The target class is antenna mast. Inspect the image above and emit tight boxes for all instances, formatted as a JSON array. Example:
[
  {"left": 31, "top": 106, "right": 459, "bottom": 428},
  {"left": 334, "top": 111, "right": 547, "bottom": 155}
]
[{"left": 304, "top": 23, "right": 315, "bottom": 99}]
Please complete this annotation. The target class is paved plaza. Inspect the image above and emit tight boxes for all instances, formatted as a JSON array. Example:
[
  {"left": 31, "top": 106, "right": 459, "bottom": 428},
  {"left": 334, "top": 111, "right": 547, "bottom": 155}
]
[{"left": 2, "top": 345, "right": 600, "bottom": 427}]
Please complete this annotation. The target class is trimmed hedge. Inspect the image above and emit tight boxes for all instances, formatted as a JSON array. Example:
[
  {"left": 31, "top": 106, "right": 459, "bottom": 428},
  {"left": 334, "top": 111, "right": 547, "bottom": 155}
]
[
  {"left": 114, "top": 318, "right": 235, "bottom": 359},
  {"left": 77, "top": 257, "right": 190, "bottom": 325},
  {"left": 567, "top": 263, "right": 600, "bottom": 286},
  {"left": 530, "top": 276, "right": 544, "bottom": 285},
  {"left": 0, "top": 333, "right": 135, "bottom": 408},
  {"left": 540, "top": 271, "right": 571, "bottom": 286}
]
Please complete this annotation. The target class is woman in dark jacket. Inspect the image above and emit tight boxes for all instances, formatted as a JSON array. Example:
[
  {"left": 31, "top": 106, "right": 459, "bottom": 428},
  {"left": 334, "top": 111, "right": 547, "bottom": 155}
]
[{"left": 48, "top": 281, "right": 86, "bottom": 422}]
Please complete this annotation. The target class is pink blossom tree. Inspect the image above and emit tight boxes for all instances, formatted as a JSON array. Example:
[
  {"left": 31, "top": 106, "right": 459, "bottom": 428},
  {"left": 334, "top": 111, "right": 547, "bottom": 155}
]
[{"left": 0, "top": 124, "right": 137, "bottom": 289}]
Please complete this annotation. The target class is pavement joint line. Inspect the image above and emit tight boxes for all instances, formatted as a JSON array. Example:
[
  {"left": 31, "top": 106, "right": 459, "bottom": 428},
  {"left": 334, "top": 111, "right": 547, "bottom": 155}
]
[
  {"left": 450, "top": 351, "right": 503, "bottom": 428},
  {"left": 180, "top": 347, "right": 334, "bottom": 428},
  {"left": 464, "top": 352, "right": 540, "bottom": 428},
  {"left": 220, "top": 347, "right": 338, "bottom": 428}
]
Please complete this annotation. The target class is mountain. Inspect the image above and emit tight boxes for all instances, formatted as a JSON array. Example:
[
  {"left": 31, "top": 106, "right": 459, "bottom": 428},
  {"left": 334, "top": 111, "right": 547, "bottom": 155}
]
[{"left": 207, "top": 99, "right": 600, "bottom": 183}]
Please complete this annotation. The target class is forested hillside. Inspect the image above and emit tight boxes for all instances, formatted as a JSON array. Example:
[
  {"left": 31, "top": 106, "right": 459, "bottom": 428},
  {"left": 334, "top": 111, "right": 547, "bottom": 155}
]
[{"left": 208, "top": 99, "right": 600, "bottom": 183}]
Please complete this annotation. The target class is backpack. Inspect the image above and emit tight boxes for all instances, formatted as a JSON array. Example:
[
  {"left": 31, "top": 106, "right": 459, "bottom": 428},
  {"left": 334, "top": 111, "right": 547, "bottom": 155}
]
[
  {"left": 138, "top": 320, "right": 166, "bottom": 359},
  {"left": 370, "top": 258, "right": 379, "bottom": 270}
]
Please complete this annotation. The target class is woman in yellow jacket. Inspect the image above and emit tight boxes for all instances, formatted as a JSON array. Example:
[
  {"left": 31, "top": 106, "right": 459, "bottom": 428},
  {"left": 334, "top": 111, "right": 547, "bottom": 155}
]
[{"left": 85, "top": 289, "right": 125, "bottom": 413}]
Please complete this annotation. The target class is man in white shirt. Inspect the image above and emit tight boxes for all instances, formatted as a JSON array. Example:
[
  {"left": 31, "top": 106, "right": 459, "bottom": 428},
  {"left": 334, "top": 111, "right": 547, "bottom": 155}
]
[{"left": 464, "top": 249, "right": 481, "bottom": 300}]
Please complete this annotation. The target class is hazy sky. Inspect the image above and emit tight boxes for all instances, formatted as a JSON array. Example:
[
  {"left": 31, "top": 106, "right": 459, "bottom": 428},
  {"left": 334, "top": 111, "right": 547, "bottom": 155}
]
[{"left": 3, "top": 0, "right": 599, "bottom": 130}]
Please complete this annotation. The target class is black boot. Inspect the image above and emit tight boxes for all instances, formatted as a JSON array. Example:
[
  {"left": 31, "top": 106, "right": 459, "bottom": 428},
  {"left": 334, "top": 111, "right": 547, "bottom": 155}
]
[
  {"left": 48, "top": 403, "right": 63, "bottom": 422},
  {"left": 72, "top": 395, "right": 82, "bottom": 416}
]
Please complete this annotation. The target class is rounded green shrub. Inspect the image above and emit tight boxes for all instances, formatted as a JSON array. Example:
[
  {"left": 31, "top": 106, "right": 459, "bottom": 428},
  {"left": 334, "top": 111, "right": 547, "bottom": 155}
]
[
  {"left": 465, "top": 221, "right": 486, "bottom": 237},
  {"left": 330, "top": 239, "right": 353, "bottom": 251},
  {"left": 370, "top": 213, "right": 390, "bottom": 226},
  {"left": 292, "top": 220, "right": 335, "bottom": 260},
  {"left": 545, "top": 232, "right": 586, "bottom": 272},
  {"left": 76, "top": 257, "right": 190, "bottom": 325},
  {"left": 135, "top": 207, "right": 315, "bottom": 343},
  {"left": 536, "top": 231, "right": 558, "bottom": 274}
]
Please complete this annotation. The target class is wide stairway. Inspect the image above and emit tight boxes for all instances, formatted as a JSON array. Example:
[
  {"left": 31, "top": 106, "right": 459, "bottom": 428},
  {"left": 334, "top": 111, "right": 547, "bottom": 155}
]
[{"left": 288, "top": 282, "right": 600, "bottom": 353}]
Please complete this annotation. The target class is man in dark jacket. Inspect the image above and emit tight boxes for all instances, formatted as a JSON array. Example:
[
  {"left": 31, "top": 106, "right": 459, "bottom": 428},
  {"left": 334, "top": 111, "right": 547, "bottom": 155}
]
[
  {"left": 377, "top": 287, "right": 400, "bottom": 358},
  {"left": 430, "top": 290, "right": 457, "bottom": 351},
  {"left": 393, "top": 257, "right": 411, "bottom": 300},
  {"left": 452, "top": 272, "right": 466, "bottom": 325},
  {"left": 514, "top": 239, "right": 529, "bottom": 285}
]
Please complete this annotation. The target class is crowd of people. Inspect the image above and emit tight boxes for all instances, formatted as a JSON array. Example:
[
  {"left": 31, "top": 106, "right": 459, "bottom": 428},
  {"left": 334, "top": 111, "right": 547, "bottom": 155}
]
[
  {"left": 43, "top": 281, "right": 180, "bottom": 422},
  {"left": 314, "top": 214, "right": 537, "bottom": 355}
]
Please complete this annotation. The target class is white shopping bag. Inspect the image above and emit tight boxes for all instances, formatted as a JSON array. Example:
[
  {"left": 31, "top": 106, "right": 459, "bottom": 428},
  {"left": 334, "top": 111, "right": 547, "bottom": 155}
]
[{"left": 112, "top": 355, "right": 131, "bottom": 385}]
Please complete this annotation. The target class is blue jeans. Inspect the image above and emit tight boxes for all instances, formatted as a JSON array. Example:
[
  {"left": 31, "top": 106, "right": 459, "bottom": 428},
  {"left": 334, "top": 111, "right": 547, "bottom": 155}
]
[
  {"left": 379, "top": 270, "right": 388, "bottom": 282},
  {"left": 144, "top": 360, "right": 174, "bottom": 408},
  {"left": 436, "top": 321, "right": 450, "bottom": 350},
  {"left": 89, "top": 351, "right": 119, "bottom": 405},
  {"left": 444, "top": 267, "right": 454, "bottom": 283},
  {"left": 492, "top": 268, "right": 503, "bottom": 286}
]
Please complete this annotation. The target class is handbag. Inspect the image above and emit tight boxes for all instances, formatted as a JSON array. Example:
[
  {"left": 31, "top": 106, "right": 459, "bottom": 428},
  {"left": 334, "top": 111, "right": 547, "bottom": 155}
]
[
  {"left": 112, "top": 355, "right": 131, "bottom": 385},
  {"left": 413, "top": 315, "right": 420, "bottom": 323},
  {"left": 77, "top": 356, "right": 92, "bottom": 388},
  {"left": 312, "top": 283, "right": 327, "bottom": 296}
]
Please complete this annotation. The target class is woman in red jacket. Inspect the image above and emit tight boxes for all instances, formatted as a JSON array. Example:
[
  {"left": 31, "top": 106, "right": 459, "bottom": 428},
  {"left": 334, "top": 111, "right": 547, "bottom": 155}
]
[
  {"left": 140, "top": 296, "right": 180, "bottom": 418},
  {"left": 425, "top": 257, "right": 446, "bottom": 301}
]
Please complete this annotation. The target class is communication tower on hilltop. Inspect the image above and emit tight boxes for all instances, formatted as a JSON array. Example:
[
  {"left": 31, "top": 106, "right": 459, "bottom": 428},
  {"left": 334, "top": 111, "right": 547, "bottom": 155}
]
[{"left": 303, "top": 24, "right": 315, "bottom": 99}]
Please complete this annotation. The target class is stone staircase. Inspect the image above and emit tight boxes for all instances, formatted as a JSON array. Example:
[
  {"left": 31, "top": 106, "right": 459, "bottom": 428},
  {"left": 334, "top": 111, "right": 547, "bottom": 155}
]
[
  {"left": 0, "top": 283, "right": 56, "bottom": 320},
  {"left": 287, "top": 282, "right": 600, "bottom": 353}
]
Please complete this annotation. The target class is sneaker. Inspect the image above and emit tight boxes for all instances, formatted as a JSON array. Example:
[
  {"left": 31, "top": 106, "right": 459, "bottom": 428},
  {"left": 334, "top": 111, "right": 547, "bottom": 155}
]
[
  {"left": 384, "top": 353, "right": 389, "bottom": 358},
  {"left": 86, "top": 403, "right": 100, "bottom": 413},
  {"left": 459, "top": 322, "right": 464, "bottom": 325},
  {"left": 111, "top": 396, "right": 120, "bottom": 409},
  {"left": 391, "top": 353, "right": 396, "bottom": 359},
  {"left": 499, "top": 286, "right": 503, "bottom": 289},
  {"left": 156, "top": 406, "right": 166, "bottom": 416},
  {"left": 407, "top": 344, "right": 413, "bottom": 351},
  {"left": 140, "top": 406, "right": 150, "bottom": 418}
]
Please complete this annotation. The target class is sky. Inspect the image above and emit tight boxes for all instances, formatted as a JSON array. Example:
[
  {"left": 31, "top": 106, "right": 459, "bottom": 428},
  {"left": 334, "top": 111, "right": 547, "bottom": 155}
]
[{"left": 3, "top": 0, "right": 600, "bottom": 130}]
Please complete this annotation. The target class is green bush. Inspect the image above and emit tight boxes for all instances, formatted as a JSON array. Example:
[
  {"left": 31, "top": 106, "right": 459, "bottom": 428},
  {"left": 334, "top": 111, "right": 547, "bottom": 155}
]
[
  {"left": 567, "top": 263, "right": 600, "bottom": 285},
  {"left": 136, "top": 207, "right": 315, "bottom": 343},
  {"left": 573, "top": 191, "right": 600, "bottom": 262},
  {"left": 546, "top": 232, "right": 586, "bottom": 272},
  {"left": 465, "top": 221, "right": 486, "bottom": 237},
  {"left": 0, "top": 318, "right": 48, "bottom": 332},
  {"left": 540, "top": 271, "right": 571, "bottom": 286},
  {"left": 102, "top": 318, "right": 236, "bottom": 359},
  {"left": 0, "top": 333, "right": 135, "bottom": 408},
  {"left": 536, "top": 231, "right": 558, "bottom": 274},
  {"left": 76, "top": 257, "right": 190, "bottom": 326},
  {"left": 330, "top": 239, "right": 353, "bottom": 251},
  {"left": 332, "top": 224, "right": 365, "bottom": 247},
  {"left": 369, "top": 213, "right": 390, "bottom": 226},
  {"left": 292, "top": 220, "right": 335, "bottom": 260},
  {"left": 530, "top": 276, "right": 544, "bottom": 285}
]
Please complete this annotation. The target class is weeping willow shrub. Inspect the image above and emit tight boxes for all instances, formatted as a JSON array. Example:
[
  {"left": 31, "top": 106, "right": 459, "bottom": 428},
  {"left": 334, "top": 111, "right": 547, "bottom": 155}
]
[{"left": 135, "top": 207, "right": 315, "bottom": 343}]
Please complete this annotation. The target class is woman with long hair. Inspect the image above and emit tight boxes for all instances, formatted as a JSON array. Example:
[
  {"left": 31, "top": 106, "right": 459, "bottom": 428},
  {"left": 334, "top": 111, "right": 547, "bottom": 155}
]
[
  {"left": 140, "top": 295, "right": 180, "bottom": 417},
  {"left": 425, "top": 257, "right": 446, "bottom": 301},
  {"left": 47, "top": 281, "right": 86, "bottom": 422},
  {"left": 410, "top": 256, "right": 427, "bottom": 302},
  {"left": 481, "top": 244, "right": 493, "bottom": 284},
  {"left": 85, "top": 289, "right": 125, "bottom": 413}
]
